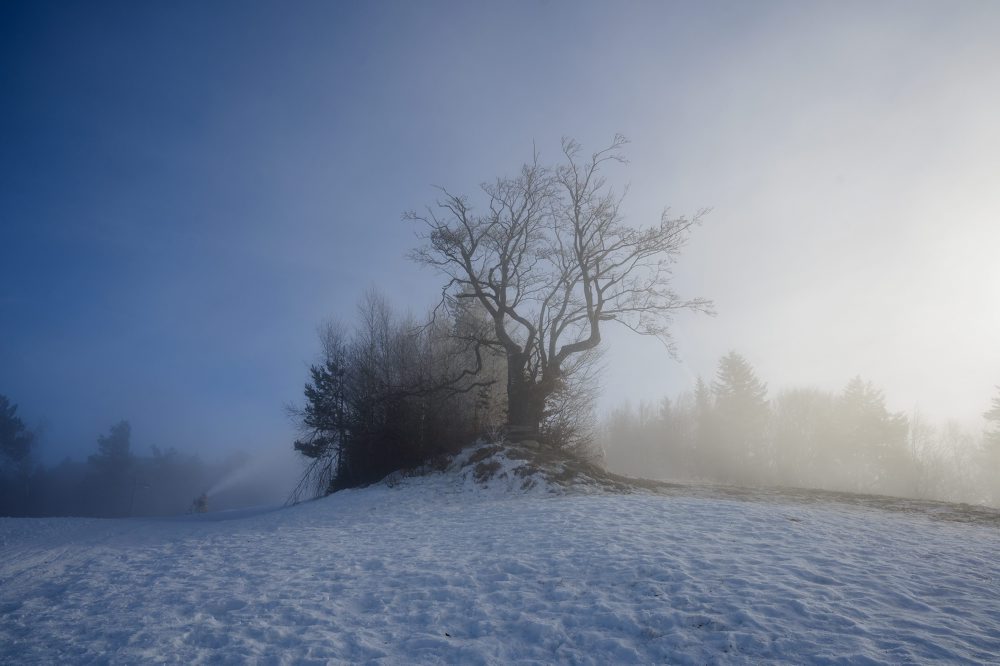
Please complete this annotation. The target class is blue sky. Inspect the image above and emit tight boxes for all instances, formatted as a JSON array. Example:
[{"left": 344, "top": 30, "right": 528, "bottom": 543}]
[{"left": 3, "top": 1, "right": 999, "bottom": 462}]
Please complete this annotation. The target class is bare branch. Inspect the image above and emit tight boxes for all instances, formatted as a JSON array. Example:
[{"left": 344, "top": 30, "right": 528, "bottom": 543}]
[{"left": 407, "top": 136, "right": 713, "bottom": 437}]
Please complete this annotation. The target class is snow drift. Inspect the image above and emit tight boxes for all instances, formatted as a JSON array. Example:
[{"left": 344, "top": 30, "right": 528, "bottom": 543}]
[{"left": 2, "top": 442, "right": 999, "bottom": 664}]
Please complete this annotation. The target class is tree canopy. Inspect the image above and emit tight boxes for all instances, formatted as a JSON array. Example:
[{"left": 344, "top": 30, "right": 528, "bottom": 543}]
[{"left": 408, "top": 136, "right": 711, "bottom": 438}]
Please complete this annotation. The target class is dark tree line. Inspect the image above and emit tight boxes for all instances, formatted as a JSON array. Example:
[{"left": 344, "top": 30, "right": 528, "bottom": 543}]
[
  {"left": 602, "top": 353, "right": 1000, "bottom": 506},
  {"left": 0, "top": 404, "right": 266, "bottom": 517},
  {"left": 290, "top": 286, "right": 618, "bottom": 497},
  {"left": 291, "top": 291, "right": 507, "bottom": 496}
]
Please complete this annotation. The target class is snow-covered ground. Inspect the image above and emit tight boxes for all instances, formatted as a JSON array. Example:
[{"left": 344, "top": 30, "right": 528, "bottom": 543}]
[{"left": 2, "top": 451, "right": 1000, "bottom": 664}]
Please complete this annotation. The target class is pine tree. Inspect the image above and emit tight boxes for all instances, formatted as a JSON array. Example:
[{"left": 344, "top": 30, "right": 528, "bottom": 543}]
[
  {"left": 0, "top": 395, "right": 33, "bottom": 470},
  {"left": 711, "top": 352, "right": 770, "bottom": 482},
  {"left": 293, "top": 357, "right": 350, "bottom": 485},
  {"left": 712, "top": 352, "right": 768, "bottom": 413},
  {"left": 837, "top": 377, "right": 909, "bottom": 494},
  {"left": 88, "top": 420, "right": 134, "bottom": 516},
  {"left": 90, "top": 421, "right": 133, "bottom": 474},
  {"left": 0, "top": 395, "right": 35, "bottom": 514}
]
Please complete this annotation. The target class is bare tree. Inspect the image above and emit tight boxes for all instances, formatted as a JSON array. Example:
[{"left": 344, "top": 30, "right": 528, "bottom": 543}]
[{"left": 408, "top": 136, "right": 712, "bottom": 441}]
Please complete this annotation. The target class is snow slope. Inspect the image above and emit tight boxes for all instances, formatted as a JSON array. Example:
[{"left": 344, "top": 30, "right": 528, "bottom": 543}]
[{"left": 2, "top": 450, "right": 1000, "bottom": 664}]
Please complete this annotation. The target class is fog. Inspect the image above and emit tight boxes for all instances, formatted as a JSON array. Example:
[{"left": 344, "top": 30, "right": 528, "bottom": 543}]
[
  {"left": 2, "top": 2, "right": 998, "bottom": 513},
  {"left": 600, "top": 355, "right": 999, "bottom": 507},
  {"left": 0, "top": 415, "right": 303, "bottom": 517}
]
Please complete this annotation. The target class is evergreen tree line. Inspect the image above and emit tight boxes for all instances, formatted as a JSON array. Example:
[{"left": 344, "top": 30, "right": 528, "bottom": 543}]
[
  {"left": 601, "top": 352, "right": 1000, "bottom": 506},
  {"left": 0, "top": 403, "right": 262, "bottom": 517}
]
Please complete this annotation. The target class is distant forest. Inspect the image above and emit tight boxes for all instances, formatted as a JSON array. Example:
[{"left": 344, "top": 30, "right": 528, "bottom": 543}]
[
  {"left": 601, "top": 352, "right": 1000, "bottom": 507},
  {"left": 0, "top": 401, "right": 268, "bottom": 517}
]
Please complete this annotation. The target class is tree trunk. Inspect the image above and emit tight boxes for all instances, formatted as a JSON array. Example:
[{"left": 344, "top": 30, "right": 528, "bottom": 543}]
[
  {"left": 506, "top": 378, "right": 545, "bottom": 441},
  {"left": 507, "top": 382, "right": 545, "bottom": 442},
  {"left": 505, "top": 360, "right": 560, "bottom": 443}
]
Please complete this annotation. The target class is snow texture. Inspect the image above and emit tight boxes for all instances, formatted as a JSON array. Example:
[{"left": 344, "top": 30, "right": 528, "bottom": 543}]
[{"left": 2, "top": 448, "right": 1000, "bottom": 664}]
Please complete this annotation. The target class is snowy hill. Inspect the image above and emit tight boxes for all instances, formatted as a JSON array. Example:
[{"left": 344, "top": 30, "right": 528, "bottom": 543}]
[{"left": 2, "top": 444, "right": 1000, "bottom": 664}]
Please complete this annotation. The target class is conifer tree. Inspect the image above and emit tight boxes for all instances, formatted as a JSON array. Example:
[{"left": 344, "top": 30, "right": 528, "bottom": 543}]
[
  {"left": 711, "top": 352, "right": 770, "bottom": 481},
  {"left": 837, "top": 377, "right": 909, "bottom": 494},
  {"left": 0, "top": 395, "right": 33, "bottom": 470},
  {"left": 87, "top": 420, "right": 134, "bottom": 515},
  {"left": 0, "top": 395, "right": 35, "bottom": 513}
]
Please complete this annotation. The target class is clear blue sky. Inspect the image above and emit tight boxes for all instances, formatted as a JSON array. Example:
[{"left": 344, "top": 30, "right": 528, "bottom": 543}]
[{"left": 3, "top": 1, "right": 999, "bottom": 462}]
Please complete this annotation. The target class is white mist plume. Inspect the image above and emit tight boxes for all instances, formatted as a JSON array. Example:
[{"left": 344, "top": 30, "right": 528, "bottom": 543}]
[{"left": 206, "top": 449, "right": 302, "bottom": 500}]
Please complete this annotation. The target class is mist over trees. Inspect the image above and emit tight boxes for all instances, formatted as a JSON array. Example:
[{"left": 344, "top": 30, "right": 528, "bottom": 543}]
[
  {"left": 87, "top": 420, "right": 134, "bottom": 516},
  {"left": 295, "top": 129, "right": 1000, "bottom": 509},
  {"left": 983, "top": 387, "right": 1000, "bottom": 500},
  {"left": 291, "top": 290, "right": 507, "bottom": 494},
  {"left": 0, "top": 400, "right": 277, "bottom": 518},
  {"left": 289, "top": 138, "right": 997, "bottom": 508},
  {"left": 985, "top": 387, "right": 1000, "bottom": 447},
  {"left": 291, "top": 289, "right": 618, "bottom": 497},
  {"left": 601, "top": 353, "right": 1000, "bottom": 507}
]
